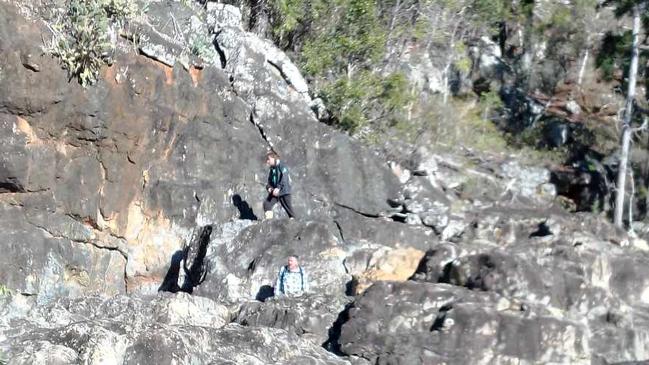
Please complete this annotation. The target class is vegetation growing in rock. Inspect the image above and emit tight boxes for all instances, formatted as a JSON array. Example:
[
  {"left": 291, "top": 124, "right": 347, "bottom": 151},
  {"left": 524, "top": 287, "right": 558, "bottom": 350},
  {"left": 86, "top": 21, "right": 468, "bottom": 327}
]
[
  {"left": 252, "top": 0, "right": 544, "bottom": 139},
  {"left": 34, "top": 0, "right": 649, "bottom": 222},
  {"left": 44, "top": 0, "right": 139, "bottom": 86},
  {"left": 256, "top": 0, "right": 649, "bottom": 223},
  {"left": 189, "top": 32, "right": 217, "bottom": 60}
]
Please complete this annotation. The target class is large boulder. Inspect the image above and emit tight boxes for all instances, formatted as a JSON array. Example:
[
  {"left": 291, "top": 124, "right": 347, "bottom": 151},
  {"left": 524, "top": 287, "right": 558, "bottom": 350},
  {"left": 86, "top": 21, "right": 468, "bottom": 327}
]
[
  {"left": 332, "top": 207, "right": 437, "bottom": 250},
  {"left": 136, "top": 0, "right": 402, "bottom": 218},
  {"left": 235, "top": 294, "right": 352, "bottom": 346},
  {"left": 339, "top": 281, "right": 590, "bottom": 364},
  {"left": 1, "top": 292, "right": 348, "bottom": 365},
  {"left": 195, "top": 219, "right": 350, "bottom": 303},
  {"left": 345, "top": 246, "right": 426, "bottom": 295},
  {"left": 0, "top": 194, "right": 125, "bottom": 302},
  {"left": 408, "top": 148, "right": 556, "bottom": 207}
]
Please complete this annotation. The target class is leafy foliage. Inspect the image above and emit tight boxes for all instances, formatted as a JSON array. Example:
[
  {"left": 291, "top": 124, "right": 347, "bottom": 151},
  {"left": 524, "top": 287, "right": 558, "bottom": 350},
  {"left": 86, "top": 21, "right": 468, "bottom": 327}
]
[
  {"left": 102, "top": 0, "right": 138, "bottom": 19},
  {"left": 596, "top": 31, "right": 632, "bottom": 81},
  {"left": 283, "top": 0, "right": 523, "bottom": 134},
  {"left": 267, "top": 0, "right": 407, "bottom": 132},
  {"left": 320, "top": 71, "right": 412, "bottom": 132},
  {"left": 0, "top": 284, "right": 10, "bottom": 297},
  {"left": 44, "top": 0, "right": 138, "bottom": 87},
  {"left": 189, "top": 32, "right": 217, "bottom": 60}
]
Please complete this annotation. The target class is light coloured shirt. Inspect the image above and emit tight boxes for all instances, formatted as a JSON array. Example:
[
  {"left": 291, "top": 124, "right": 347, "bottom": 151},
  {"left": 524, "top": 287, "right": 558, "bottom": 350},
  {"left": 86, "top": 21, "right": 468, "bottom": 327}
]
[{"left": 275, "top": 266, "right": 309, "bottom": 296}]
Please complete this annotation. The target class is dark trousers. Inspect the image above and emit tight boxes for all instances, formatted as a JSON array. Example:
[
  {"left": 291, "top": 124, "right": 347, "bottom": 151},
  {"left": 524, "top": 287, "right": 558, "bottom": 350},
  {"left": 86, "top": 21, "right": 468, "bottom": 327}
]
[{"left": 263, "top": 194, "right": 296, "bottom": 218}]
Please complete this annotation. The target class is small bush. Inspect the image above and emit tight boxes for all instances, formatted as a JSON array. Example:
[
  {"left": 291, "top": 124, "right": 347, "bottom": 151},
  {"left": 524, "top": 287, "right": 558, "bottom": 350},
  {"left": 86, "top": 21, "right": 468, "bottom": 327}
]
[
  {"left": 596, "top": 31, "right": 632, "bottom": 81},
  {"left": 44, "top": 0, "right": 139, "bottom": 87},
  {"left": 188, "top": 32, "right": 216, "bottom": 60},
  {"left": 319, "top": 71, "right": 413, "bottom": 133},
  {"left": 389, "top": 95, "right": 508, "bottom": 154},
  {"left": 479, "top": 89, "right": 503, "bottom": 120},
  {"left": 102, "top": 0, "right": 138, "bottom": 19},
  {"left": 0, "top": 284, "right": 11, "bottom": 297}
]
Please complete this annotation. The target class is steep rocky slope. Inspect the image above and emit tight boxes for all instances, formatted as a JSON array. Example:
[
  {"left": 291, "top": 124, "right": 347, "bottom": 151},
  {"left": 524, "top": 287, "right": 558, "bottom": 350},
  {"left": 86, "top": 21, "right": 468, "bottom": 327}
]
[{"left": 0, "top": 2, "right": 648, "bottom": 364}]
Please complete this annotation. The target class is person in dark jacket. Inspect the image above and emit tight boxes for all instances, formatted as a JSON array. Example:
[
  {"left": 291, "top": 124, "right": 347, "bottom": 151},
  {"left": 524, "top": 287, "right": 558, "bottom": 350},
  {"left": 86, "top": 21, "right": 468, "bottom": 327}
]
[{"left": 263, "top": 151, "right": 296, "bottom": 219}]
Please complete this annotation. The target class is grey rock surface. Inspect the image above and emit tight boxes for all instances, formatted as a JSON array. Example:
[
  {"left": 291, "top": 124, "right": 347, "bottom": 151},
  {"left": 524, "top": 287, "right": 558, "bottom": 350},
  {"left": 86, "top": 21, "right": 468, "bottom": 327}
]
[
  {"left": 0, "top": 1, "right": 400, "bottom": 297},
  {"left": 0, "top": 293, "right": 348, "bottom": 365},
  {"left": 339, "top": 281, "right": 590, "bottom": 364},
  {"left": 235, "top": 294, "right": 352, "bottom": 346},
  {"left": 195, "top": 219, "right": 350, "bottom": 303},
  {"left": 0, "top": 1, "right": 648, "bottom": 364}
]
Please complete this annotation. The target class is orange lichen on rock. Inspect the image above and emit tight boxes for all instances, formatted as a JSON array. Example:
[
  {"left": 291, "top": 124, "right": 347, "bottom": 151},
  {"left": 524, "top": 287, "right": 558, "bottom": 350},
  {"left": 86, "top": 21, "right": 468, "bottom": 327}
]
[
  {"left": 352, "top": 247, "right": 425, "bottom": 295},
  {"left": 14, "top": 116, "right": 38, "bottom": 144},
  {"left": 189, "top": 66, "right": 202, "bottom": 87}
]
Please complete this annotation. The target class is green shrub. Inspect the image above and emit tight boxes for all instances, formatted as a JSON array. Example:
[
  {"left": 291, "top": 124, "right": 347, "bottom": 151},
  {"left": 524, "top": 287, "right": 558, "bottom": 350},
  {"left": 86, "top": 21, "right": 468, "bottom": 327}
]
[
  {"left": 596, "top": 31, "right": 631, "bottom": 81},
  {"left": 189, "top": 32, "right": 216, "bottom": 60},
  {"left": 465, "top": 112, "right": 508, "bottom": 152},
  {"left": 45, "top": 0, "right": 138, "bottom": 87},
  {"left": 470, "top": 0, "right": 508, "bottom": 31},
  {"left": 319, "top": 72, "right": 378, "bottom": 132},
  {"left": 102, "top": 0, "right": 138, "bottom": 19},
  {"left": 0, "top": 284, "right": 11, "bottom": 297},
  {"left": 272, "top": 0, "right": 307, "bottom": 42},
  {"left": 319, "top": 71, "right": 412, "bottom": 132},
  {"left": 479, "top": 89, "right": 503, "bottom": 120},
  {"left": 267, "top": 0, "right": 393, "bottom": 130}
]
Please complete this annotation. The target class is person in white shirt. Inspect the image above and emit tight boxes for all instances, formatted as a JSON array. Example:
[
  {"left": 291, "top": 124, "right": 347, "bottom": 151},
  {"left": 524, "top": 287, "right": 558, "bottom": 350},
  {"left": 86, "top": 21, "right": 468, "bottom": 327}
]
[{"left": 275, "top": 255, "right": 308, "bottom": 297}]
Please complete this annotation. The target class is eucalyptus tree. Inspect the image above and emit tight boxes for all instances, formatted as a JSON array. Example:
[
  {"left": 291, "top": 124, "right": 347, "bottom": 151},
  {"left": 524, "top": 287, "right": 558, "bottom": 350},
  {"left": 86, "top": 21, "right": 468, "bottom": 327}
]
[{"left": 613, "top": 0, "right": 643, "bottom": 228}]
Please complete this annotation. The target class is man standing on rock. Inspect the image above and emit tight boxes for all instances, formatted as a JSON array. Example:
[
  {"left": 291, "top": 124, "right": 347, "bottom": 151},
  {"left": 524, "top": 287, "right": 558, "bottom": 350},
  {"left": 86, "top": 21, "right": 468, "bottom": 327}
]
[
  {"left": 263, "top": 151, "right": 296, "bottom": 219},
  {"left": 275, "top": 255, "right": 308, "bottom": 297}
]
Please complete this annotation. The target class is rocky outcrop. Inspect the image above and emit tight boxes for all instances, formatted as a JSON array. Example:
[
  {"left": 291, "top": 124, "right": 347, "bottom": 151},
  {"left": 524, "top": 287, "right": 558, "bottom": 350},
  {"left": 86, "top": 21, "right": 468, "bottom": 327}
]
[
  {"left": 0, "top": 0, "right": 400, "bottom": 297},
  {"left": 340, "top": 208, "right": 649, "bottom": 364},
  {"left": 195, "top": 219, "right": 350, "bottom": 303},
  {"left": 339, "top": 281, "right": 591, "bottom": 364},
  {"left": 0, "top": 193, "right": 126, "bottom": 301},
  {"left": 346, "top": 247, "right": 425, "bottom": 295},
  {"left": 1, "top": 293, "right": 348, "bottom": 364},
  {"left": 235, "top": 294, "right": 352, "bottom": 346},
  {"left": 0, "top": 1, "right": 648, "bottom": 364}
]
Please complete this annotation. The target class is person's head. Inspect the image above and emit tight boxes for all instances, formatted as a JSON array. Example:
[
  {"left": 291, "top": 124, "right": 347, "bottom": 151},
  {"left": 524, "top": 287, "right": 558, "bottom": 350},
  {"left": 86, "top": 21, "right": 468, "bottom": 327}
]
[
  {"left": 287, "top": 255, "right": 299, "bottom": 270},
  {"left": 265, "top": 151, "right": 280, "bottom": 167}
]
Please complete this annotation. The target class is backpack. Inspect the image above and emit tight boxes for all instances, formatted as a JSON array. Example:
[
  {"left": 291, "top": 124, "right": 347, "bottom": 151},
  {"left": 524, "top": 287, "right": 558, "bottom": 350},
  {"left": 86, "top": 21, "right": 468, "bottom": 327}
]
[
  {"left": 279, "top": 265, "right": 304, "bottom": 293},
  {"left": 271, "top": 163, "right": 291, "bottom": 187}
]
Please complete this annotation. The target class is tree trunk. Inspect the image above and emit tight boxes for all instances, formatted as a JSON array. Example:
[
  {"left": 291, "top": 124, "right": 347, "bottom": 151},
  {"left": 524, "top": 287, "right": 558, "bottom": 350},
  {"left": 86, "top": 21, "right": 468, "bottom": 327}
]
[
  {"left": 629, "top": 168, "right": 635, "bottom": 231},
  {"left": 248, "top": 0, "right": 271, "bottom": 37},
  {"left": 577, "top": 49, "right": 589, "bottom": 86},
  {"left": 614, "top": 4, "right": 641, "bottom": 228},
  {"left": 577, "top": 11, "right": 600, "bottom": 87},
  {"left": 442, "top": 16, "right": 461, "bottom": 105},
  {"left": 442, "top": 62, "right": 450, "bottom": 104}
]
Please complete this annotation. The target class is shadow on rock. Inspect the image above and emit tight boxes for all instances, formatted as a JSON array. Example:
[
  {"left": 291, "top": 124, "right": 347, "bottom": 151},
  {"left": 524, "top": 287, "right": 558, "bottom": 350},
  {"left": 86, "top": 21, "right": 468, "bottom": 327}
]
[
  {"left": 529, "top": 221, "right": 552, "bottom": 238},
  {"left": 323, "top": 302, "right": 353, "bottom": 354},
  {"left": 158, "top": 250, "right": 185, "bottom": 293},
  {"left": 159, "top": 225, "right": 213, "bottom": 294},
  {"left": 232, "top": 194, "right": 258, "bottom": 220},
  {"left": 255, "top": 285, "right": 274, "bottom": 302}
]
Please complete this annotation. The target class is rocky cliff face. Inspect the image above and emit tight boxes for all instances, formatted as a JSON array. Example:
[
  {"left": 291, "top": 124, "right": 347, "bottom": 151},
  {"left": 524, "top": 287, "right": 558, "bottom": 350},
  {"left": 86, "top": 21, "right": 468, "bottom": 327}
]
[{"left": 0, "top": 1, "right": 648, "bottom": 364}]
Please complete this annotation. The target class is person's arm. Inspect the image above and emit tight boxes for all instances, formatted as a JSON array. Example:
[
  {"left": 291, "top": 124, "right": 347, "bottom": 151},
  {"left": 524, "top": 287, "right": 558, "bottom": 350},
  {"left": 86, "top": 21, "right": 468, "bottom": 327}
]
[
  {"left": 266, "top": 168, "right": 273, "bottom": 192},
  {"left": 274, "top": 268, "right": 283, "bottom": 296},
  {"left": 276, "top": 164, "right": 289, "bottom": 193}
]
